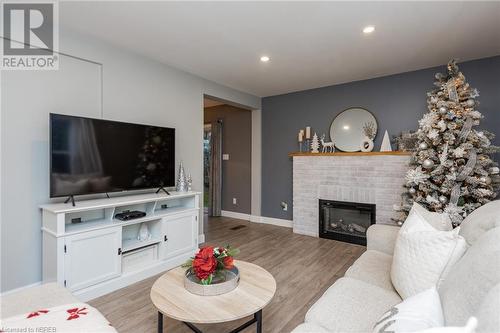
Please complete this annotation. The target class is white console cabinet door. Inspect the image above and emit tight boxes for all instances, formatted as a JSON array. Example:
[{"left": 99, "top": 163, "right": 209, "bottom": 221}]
[
  {"left": 161, "top": 212, "right": 197, "bottom": 259},
  {"left": 64, "top": 226, "right": 122, "bottom": 291}
]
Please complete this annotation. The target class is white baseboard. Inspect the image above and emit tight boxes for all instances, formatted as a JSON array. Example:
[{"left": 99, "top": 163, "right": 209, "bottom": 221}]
[
  {"left": 221, "top": 210, "right": 251, "bottom": 221},
  {"left": 260, "top": 216, "right": 293, "bottom": 228},
  {"left": 250, "top": 214, "right": 261, "bottom": 223},
  {"left": 221, "top": 210, "right": 292, "bottom": 228},
  {"left": 1, "top": 281, "right": 42, "bottom": 296}
]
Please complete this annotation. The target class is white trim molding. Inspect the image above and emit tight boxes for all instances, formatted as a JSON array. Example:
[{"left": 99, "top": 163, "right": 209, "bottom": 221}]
[
  {"left": 259, "top": 216, "right": 293, "bottom": 228},
  {"left": 221, "top": 210, "right": 251, "bottom": 221},
  {"left": 198, "top": 234, "right": 206, "bottom": 244},
  {"left": 1, "top": 281, "right": 42, "bottom": 297},
  {"left": 221, "top": 210, "right": 292, "bottom": 228}
]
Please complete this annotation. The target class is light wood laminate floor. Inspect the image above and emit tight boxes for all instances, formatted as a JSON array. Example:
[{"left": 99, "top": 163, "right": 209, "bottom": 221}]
[{"left": 90, "top": 217, "right": 365, "bottom": 333}]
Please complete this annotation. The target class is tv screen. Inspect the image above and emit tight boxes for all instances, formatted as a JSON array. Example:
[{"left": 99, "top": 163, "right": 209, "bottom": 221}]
[{"left": 50, "top": 113, "right": 175, "bottom": 198}]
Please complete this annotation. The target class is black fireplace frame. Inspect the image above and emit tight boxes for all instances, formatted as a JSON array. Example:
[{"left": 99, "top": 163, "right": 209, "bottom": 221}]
[{"left": 318, "top": 199, "right": 376, "bottom": 246}]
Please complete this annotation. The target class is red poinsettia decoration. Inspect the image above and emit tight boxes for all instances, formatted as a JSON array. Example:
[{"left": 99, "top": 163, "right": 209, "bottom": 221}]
[
  {"left": 183, "top": 245, "right": 239, "bottom": 285},
  {"left": 192, "top": 246, "right": 218, "bottom": 280}
]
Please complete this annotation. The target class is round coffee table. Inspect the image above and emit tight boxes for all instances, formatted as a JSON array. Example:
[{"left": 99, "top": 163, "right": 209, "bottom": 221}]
[{"left": 150, "top": 260, "right": 276, "bottom": 333}]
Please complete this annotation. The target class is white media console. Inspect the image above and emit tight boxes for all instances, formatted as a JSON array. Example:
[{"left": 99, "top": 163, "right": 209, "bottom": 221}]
[{"left": 40, "top": 191, "right": 201, "bottom": 301}]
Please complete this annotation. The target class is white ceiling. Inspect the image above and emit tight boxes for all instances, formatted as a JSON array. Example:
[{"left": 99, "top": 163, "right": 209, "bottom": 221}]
[{"left": 60, "top": 1, "right": 500, "bottom": 97}]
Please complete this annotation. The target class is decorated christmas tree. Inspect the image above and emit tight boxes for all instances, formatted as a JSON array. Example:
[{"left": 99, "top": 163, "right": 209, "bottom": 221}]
[{"left": 394, "top": 60, "right": 500, "bottom": 226}]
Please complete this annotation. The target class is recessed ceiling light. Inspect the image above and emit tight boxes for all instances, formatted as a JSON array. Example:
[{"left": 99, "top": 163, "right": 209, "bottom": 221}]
[
  {"left": 260, "top": 56, "right": 270, "bottom": 62},
  {"left": 343, "top": 125, "right": 350, "bottom": 130},
  {"left": 363, "top": 26, "right": 375, "bottom": 34}
]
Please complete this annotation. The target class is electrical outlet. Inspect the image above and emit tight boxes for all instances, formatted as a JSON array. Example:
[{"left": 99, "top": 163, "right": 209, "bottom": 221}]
[
  {"left": 223, "top": 154, "right": 230, "bottom": 160},
  {"left": 232, "top": 198, "right": 237, "bottom": 205},
  {"left": 280, "top": 201, "right": 288, "bottom": 211}
]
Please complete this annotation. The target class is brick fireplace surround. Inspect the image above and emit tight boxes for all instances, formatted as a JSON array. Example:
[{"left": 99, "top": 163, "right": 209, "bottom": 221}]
[{"left": 290, "top": 152, "right": 411, "bottom": 237}]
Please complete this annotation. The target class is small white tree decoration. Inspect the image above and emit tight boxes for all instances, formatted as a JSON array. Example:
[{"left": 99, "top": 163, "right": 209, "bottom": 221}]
[{"left": 311, "top": 133, "right": 320, "bottom": 153}]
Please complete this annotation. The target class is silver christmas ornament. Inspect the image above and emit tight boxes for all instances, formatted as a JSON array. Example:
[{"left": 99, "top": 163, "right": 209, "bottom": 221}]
[
  {"left": 439, "top": 106, "right": 448, "bottom": 114},
  {"left": 489, "top": 167, "right": 499, "bottom": 175},
  {"left": 439, "top": 195, "right": 448, "bottom": 204},
  {"left": 419, "top": 142, "right": 428, "bottom": 150},
  {"left": 479, "top": 176, "right": 492, "bottom": 185},
  {"left": 423, "top": 159, "right": 435, "bottom": 169},
  {"left": 466, "top": 99, "right": 475, "bottom": 107},
  {"left": 408, "top": 187, "right": 416, "bottom": 195}
]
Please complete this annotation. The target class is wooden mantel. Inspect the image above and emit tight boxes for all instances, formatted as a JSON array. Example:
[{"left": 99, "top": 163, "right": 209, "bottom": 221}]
[{"left": 288, "top": 151, "right": 411, "bottom": 157}]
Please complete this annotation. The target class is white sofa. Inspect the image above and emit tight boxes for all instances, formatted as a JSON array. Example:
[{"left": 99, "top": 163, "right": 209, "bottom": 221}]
[
  {"left": 292, "top": 200, "right": 500, "bottom": 333},
  {"left": 0, "top": 283, "right": 117, "bottom": 332}
]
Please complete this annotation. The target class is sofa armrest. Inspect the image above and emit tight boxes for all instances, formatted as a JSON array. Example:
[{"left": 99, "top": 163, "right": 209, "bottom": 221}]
[
  {"left": 366, "top": 224, "right": 400, "bottom": 255},
  {"left": 1, "top": 283, "right": 78, "bottom": 318}
]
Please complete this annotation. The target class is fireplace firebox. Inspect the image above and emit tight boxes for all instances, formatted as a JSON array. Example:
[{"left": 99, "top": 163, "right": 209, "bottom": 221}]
[{"left": 319, "top": 199, "right": 376, "bottom": 245}]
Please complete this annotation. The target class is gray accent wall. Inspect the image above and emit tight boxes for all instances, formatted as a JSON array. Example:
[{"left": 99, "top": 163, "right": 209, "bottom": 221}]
[
  {"left": 262, "top": 56, "right": 500, "bottom": 221},
  {"left": 205, "top": 105, "right": 252, "bottom": 214}
]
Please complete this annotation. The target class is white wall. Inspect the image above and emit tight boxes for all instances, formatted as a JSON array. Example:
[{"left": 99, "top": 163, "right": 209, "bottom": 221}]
[
  {"left": 251, "top": 109, "right": 262, "bottom": 219},
  {"left": 0, "top": 29, "right": 260, "bottom": 292}
]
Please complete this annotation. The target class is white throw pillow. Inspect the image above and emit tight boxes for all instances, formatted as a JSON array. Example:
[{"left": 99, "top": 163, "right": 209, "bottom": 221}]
[
  {"left": 391, "top": 203, "right": 468, "bottom": 299},
  {"left": 411, "top": 203, "right": 453, "bottom": 231},
  {"left": 373, "top": 288, "right": 444, "bottom": 333}
]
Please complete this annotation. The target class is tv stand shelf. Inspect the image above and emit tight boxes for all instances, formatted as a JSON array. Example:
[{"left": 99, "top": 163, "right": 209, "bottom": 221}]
[{"left": 40, "top": 191, "right": 201, "bottom": 301}]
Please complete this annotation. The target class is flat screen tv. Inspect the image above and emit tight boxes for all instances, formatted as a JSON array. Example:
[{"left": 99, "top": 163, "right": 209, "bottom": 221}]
[{"left": 50, "top": 113, "right": 175, "bottom": 198}]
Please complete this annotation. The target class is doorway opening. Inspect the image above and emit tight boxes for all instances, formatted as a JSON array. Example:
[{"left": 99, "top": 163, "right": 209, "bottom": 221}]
[{"left": 203, "top": 96, "right": 253, "bottom": 223}]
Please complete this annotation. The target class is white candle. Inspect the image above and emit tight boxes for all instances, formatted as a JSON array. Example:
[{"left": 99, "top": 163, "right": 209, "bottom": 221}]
[
  {"left": 305, "top": 127, "right": 311, "bottom": 139},
  {"left": 298, "top": 131, "right": 303, "bottom": 142}
]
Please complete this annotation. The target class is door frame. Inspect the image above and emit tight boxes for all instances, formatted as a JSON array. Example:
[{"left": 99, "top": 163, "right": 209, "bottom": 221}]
[{"left": 202, "top": 95, "right": 262, "bottom": 224}]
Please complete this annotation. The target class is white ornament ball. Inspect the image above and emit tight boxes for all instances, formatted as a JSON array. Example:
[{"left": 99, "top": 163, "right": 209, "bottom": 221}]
[
  {"left": 466, "top": 99, "right": 475, "bottom": 107},
  {"left": 419, "top": 142, "right": 428, "bottom": 150},
  {"left": 489, "top": 167, "right": 499, "bottom": 175},
  {"left": 423, "top": 159, "right": 435, "bottom": 169},
  {"left": 408, "top": 187, "right": 416, "bottom": 195},
  {"left": 439, "top": 195, "right": 447, "bottom": 204},
  {"left": 479, "top": 176, "right": 492, "bottom": 185},
  {"left": 439, "top": 106, "right": 448, "bottom": 114}
]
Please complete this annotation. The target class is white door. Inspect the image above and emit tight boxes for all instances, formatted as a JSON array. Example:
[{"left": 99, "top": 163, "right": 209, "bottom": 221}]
[
  {"left": 161, "top": 213, "right": 197, "bottom": 259},
  {"left": 64, "top": 226, "right": 122, "bottom": 291}
]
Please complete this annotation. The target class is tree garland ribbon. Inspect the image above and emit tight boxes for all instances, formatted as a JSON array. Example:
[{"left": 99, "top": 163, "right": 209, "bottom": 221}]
[
  {"left": 457, "top": 149, "right": 477, "bottom": 181},
  {"left": 459, "top": 117, "right": 473, "bottom": 143}
]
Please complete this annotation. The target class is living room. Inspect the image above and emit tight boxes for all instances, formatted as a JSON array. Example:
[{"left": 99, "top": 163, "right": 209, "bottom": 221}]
[{"left": 1, "top": 1, "right": 499, "bottom": 333}]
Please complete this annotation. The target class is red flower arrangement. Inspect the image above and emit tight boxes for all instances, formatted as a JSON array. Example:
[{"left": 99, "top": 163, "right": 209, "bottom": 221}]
[{"left": 183, "top": 245, "right": 239, "bottom": 285}]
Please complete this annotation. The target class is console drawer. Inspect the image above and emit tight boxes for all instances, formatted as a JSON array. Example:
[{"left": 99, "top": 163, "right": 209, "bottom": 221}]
[{"left": 122, "top": 244, "right": 158, "bottom": 273}]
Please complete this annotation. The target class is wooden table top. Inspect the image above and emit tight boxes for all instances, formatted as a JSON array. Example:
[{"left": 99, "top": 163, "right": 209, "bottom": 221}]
[{"left": 150, "top": 260, "right": 276, "bottom": 324}]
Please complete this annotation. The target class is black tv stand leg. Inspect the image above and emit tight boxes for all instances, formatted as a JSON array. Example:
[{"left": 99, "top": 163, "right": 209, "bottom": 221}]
[
  {"left": 64, "top": 195, "right": 76, "bottom": 207},
  {"left": 156, "top": 187, "right": 170, "bottom": 195}
]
